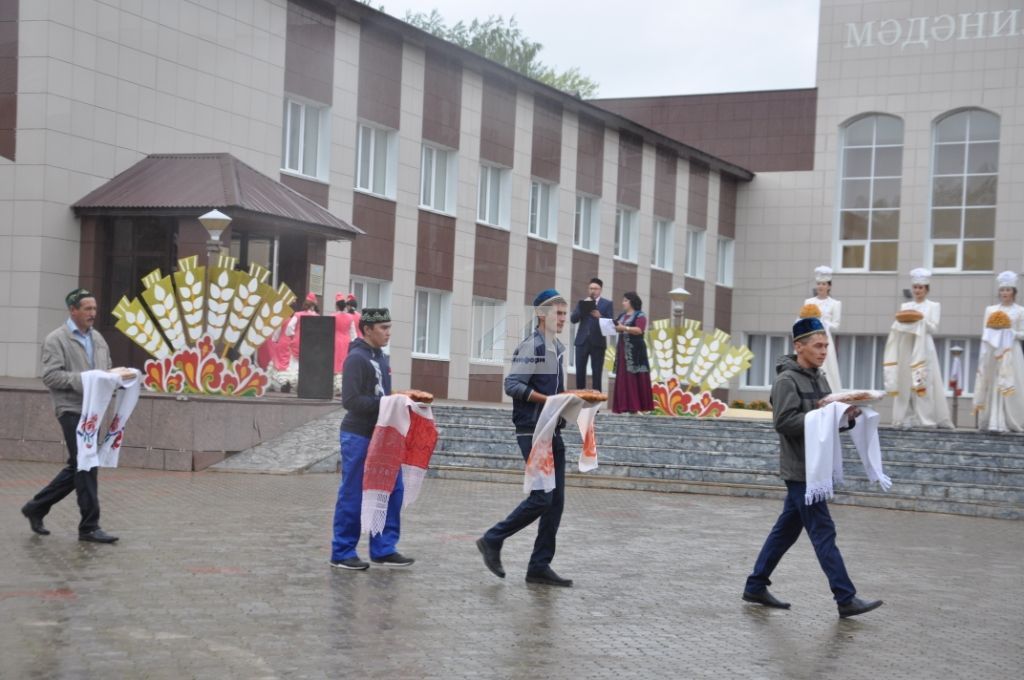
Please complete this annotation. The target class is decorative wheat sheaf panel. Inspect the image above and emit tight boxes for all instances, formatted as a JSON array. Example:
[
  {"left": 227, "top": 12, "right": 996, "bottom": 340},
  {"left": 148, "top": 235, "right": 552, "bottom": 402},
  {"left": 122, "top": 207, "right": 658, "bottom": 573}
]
[
  {"left": 113, "top": 256, "right": 295, "bottom": 397},
  {"left": 608, "top": 317, "right": 754, "bottom": 418}
]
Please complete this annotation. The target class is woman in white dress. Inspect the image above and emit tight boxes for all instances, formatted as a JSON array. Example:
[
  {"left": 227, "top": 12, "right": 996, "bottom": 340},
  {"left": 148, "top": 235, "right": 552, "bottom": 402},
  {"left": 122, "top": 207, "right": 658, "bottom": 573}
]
[
  {"left": 803, "top": 265, "right": 842, "bottom": 391},
  {"left": 883, "top": 268, "right": 954, "bottom": 428},
  {"left": 973, "top": 271, "right": 1024, "bottom": 432}
]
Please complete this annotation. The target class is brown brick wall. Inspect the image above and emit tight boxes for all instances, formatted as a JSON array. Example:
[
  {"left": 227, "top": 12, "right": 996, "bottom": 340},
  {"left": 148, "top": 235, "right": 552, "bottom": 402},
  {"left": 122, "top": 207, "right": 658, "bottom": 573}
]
[
  {"left": 719, "top": 174, "right": 737, "bottom": 239},
  {"left": 575, "top": 114, "right": 604, "bottom": 197},
  {"left": 649, "top": 270, "right": 673, "bottom": 321},
  {"left": 284, "top": 0, "right": 335, "bottom": 105},
  {"left": 416, "top": 210, "right": 455, "bottom": 291},
  {"left": 0, "top": 0, "right": 17, "bottom": 160},
  {"left": 714, "top": 285, "right": 732, "bottom": 333},
  {"left": 480, "top": 75, "right": 516, "bottom": 167},
  {"left": 280, "top": 173, "right": 329, "bottom": 208},
  {"left": 422, "top": 49, "right": 461, "bottom": 149},
  {"left": 613, "top": 260, "right": 637, "bottom": 301},
  {"left": 474, "top": 225, "right": 509, "bottom": 300},
  {"left": 593, "top": 88, "right": 817, "bottom": 173},
  {"left": 616, "top": 131, "right": 643, "bottom": 209},
  {"left": 350, "top": 192, "right": 395, "bottom": 280},
  {"left": 570, "top": 249, "right": 600, "bottom": 304},
  {"left": 411, "top": 359, "right": 449, "bottom": 399},
  {"left": 526, "top": 237, "right": 557, "bottom": 300},
  {"left": 357, "top": 23, "right": 402, "bottom": 129},
  {"left": 531, "top": 96, "right": 562, "bottom": 183},
  {"left": 468, "top": 371, "right": 503, "bottom": 403},
  {"left": 654, "top": 147, "right": 677, "bottom": 221},
  {"left": 684, "top": 277, "right": 704, "bottom": 324},
  {"left": 687, "top": 161, "right": 709, "bottom": 228}
]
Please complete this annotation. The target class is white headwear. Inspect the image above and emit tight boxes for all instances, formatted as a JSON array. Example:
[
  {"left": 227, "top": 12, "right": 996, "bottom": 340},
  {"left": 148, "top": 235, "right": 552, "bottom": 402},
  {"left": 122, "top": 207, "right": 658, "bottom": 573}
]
[
  {"left": 997, "top": 271, "right": 1018, "bottom": 289},
  {"left": 909, "top": 267, "right": 932, "bottom": 285},
  {"left": 814, "top": 265, "right": 833, "bottom": 283}
]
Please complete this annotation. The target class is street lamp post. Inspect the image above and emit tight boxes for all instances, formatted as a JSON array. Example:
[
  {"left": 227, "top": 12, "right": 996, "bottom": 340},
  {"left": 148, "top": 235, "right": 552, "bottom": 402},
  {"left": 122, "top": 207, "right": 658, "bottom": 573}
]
[
  {"left": 668, "top": 287, "right": 690, "bottom": 380},
  {"left": 198, "top": 209, "right": 231, "bottom": 340},
  {"left": 950, "top": 344, "right": 963, "bottom": 429}
]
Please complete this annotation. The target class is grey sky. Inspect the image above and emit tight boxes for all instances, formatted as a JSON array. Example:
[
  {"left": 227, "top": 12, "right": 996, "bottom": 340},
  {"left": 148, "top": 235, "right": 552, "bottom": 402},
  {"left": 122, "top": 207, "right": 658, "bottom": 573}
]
[{"left": 388, "top": 1, "right": 821, "bottom": 98}]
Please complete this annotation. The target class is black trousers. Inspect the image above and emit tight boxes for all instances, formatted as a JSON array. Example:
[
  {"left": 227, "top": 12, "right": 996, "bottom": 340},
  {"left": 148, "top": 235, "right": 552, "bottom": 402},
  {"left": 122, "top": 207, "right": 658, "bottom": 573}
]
[
  {"left": 575, "top": 344, "right": 605, "bottom": 392},
  {"left": 483, "top": 432, "right": 565, "bottom": 572},
  {"left": 26, "top": 412, "right": 101, "bottom": 534}
]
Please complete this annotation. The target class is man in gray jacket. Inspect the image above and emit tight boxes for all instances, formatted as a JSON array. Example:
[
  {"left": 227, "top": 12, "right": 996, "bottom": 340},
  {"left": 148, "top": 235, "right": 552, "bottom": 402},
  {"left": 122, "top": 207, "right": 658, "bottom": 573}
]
[
  {"left": 21, "top": 289, "right": 122, "bottom": 543},
  {"left": 741, "top": 317, "right": 883, "bottom": 618}
]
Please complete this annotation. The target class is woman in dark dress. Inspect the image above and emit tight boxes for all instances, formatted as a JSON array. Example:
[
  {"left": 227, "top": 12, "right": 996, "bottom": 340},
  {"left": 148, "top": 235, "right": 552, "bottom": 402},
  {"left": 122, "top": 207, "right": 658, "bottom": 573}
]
[{"left": 613, "top": 292, "right": 653, "bottom": 414}]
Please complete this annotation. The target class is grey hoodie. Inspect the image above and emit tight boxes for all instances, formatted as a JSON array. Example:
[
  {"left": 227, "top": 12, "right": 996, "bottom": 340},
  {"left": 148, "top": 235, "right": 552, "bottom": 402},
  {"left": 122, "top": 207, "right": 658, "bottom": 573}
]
[{"left": 770, "top": 354, "right": 832, "bottom": 481}]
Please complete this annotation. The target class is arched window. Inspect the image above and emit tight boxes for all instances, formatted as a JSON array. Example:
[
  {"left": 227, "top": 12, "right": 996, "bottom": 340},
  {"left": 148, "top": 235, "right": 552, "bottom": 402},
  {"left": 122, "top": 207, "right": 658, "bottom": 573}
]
[
  {"left": 930, "top": 109, "right": 1000, "bottom": 271},
  {"left": 837, "top": 114, "right": 903, "bottom": 272}
]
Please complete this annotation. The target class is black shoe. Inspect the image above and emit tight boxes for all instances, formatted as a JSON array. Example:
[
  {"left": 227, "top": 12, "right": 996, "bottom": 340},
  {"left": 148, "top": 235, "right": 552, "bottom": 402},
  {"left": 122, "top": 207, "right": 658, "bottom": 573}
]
[
  {"left": 742, "top": 588, "right": 791, "bottom": 609},
  {"left": 525, "top": 566, "right": 573, "bottom": 587},
  {"left": 476, "top": 537, "right": 505, "bottom": 578},
  {"left": 371, "top": 552, "right": 415, "bottom": 567},
  {"left": 838, "top": 596, "right": 883, "bottom": 619},
  {"left": 21, "top": 503, "right": 49, "bottom": 535},
  {"left": 330, "top": 557, "right": 369, "bottom": 570},
  {"left": 79, "top": 529, "right": 119, "bottom": 544}
]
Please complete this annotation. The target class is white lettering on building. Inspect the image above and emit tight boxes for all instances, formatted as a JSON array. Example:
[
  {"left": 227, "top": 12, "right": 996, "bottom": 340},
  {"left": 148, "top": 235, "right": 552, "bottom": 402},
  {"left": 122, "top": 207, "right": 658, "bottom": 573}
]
[{"left": 845, "top": 10, "right": 1020, "bottom": 49}]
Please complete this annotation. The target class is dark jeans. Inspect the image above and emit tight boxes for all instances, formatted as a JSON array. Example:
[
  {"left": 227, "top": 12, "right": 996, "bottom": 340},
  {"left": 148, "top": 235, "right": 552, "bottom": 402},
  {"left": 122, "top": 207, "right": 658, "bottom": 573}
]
[
  {"left": 483, "top": 432, "right": 565, "bottom": 572},
  {"left": 575, "top": 344, "right": 605, "bottom": 392},
  {"left": 745, "top": 480, "right": 856, "bottom": 605},
  {"left": 25, "top": 412, "right": 101, "bottom": 534}
]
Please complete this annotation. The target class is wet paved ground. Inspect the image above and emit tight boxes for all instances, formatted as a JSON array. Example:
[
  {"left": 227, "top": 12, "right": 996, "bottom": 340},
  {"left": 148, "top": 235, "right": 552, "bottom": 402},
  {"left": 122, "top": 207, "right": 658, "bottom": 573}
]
[{"left": 1, "top": 460, "right": 1022, "bottom": 679}]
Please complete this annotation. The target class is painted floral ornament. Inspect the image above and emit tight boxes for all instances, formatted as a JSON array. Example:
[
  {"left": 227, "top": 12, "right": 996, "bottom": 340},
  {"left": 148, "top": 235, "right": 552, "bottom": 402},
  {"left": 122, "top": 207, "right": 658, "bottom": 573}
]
[{"left": 113, "top": 255, "right": 295, "bottom": 397}]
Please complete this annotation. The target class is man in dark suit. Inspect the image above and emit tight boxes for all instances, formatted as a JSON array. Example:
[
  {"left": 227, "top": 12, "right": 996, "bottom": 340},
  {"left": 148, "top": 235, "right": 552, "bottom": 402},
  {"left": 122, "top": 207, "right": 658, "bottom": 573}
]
[{"left": 570, "top": 277, "right": 614, "bottom": 392}]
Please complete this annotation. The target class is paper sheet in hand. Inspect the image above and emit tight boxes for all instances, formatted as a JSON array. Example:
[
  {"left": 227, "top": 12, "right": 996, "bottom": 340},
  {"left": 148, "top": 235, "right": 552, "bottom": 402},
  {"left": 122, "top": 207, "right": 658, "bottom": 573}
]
[{"left": 599, "top": 318, "right": 618, "bottom": 337}]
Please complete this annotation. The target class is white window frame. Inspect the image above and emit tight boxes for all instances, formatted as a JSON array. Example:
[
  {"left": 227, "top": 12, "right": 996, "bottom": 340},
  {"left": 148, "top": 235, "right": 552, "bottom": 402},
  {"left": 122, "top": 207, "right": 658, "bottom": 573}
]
[
  {"left": 413, "top": 288, "right": 452, "bottom": 359},
  {"left": 614, "top": 207, "right": 639, "bottom": 262},
  {"left": 685, "top": 227, "right": 705, "bottom": 279},
  {"left": 470, "top": 297, "right": 507, "bottom": 363},
  {"left": 836, "top": 335, "right": 887, "bottom": 391},
  {"left": 742, "top": 334, "right": 789, "bottom": 389},
  {"left": 281, "top": 96, "right": 330, "bottom": 180},
  {"left": 652, "top": 218, "right": 674, "bottom": 271},
  {"left": 573, "top": 194, "right": 599, "bottom": 252},
  {"left": 935, "top": 337, "right": 981, "bottom": 397},
  {"left": 355, "top": 122, "right": 398, "bottom": 199},
  {"left": 419, "top": 144, "right": 457, "bottom": 214},
  {"left": 528, "top": 180, "right": 558, "bottom": 242},
  {"left": 928, "top": 109, "right": 1000, "bottom": 273},
  {"left": 477, "top": 164, "right": 511, "bottom": 229},
  {"left": 350, "top": 277, "right": 392, "bottom": 311},
  {"left": 836, "top": 114, "right": 903, "bottom": 273},
  {"left": 717, "top": 237, "right": 734, "bottom": 287}
]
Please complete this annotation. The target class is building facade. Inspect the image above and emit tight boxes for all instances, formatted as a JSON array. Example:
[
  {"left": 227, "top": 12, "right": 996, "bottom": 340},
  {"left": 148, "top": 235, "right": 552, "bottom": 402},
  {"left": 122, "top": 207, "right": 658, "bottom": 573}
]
[{"left": 1, "top": 0, "right": 1022, "bottom": 416}]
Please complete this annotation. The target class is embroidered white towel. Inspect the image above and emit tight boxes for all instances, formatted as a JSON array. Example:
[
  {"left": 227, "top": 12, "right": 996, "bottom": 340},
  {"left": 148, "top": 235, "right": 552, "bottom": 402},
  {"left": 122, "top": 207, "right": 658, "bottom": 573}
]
[{"left": 803, "top": 402, "right": 891, "bottom": 505}]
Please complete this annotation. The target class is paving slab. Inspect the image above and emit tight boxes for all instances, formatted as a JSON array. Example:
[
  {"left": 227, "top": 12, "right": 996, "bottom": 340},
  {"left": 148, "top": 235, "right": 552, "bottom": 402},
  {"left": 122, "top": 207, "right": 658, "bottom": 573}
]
[{"left": 1, "top": 460, "right": 1022, "bottom": 679}]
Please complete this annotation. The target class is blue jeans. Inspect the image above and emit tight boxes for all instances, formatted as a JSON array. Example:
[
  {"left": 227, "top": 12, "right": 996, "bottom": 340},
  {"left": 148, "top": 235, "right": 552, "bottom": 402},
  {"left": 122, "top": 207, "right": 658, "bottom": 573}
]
[
  {"left": 483, "top": 432, "right": 565, "bottom": 572},
  {"left": 745, "top": 480, "right": 857, "bottom": 605},
  {"left": 330, "top": 430, "right": 404, "bottom": 561}
]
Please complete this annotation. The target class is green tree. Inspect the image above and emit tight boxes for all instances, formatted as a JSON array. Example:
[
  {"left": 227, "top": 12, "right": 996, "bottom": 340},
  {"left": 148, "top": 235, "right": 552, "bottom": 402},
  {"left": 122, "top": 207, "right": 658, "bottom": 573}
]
[{"left": 405, "top": 10, "right": 599, "bottom": 98}]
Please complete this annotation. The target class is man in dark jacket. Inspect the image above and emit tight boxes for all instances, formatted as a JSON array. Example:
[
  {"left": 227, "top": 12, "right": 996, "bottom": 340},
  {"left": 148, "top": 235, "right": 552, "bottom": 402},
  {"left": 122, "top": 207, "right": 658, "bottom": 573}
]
[
  {"left": 570, "top": 277, "right": 613, "bottom": 391},
  {"left": 742, "top": 317, "right": 883, "bottom": 618},
  {"left": 476, "top": 288, "right": 573, "bottom": 587},
  {"left": 329, "top": 308, "right": 414, "bottom": 570}
]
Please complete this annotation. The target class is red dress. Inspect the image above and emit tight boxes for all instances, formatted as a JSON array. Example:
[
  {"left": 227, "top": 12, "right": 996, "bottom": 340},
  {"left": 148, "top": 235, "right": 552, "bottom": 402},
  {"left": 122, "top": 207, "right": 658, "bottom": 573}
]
[
  {"left": 612, "top": 312, "right": 654, "bottom": 414},
  {"left": 332, "top": 312, "right": 356, "bottom": 372}
]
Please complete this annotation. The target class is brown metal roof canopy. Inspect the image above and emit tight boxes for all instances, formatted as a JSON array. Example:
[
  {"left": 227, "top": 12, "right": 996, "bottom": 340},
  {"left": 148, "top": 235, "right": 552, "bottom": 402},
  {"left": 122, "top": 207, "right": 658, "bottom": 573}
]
[{"left": 72, "top": 153, "right": 363, "bottom": 239}]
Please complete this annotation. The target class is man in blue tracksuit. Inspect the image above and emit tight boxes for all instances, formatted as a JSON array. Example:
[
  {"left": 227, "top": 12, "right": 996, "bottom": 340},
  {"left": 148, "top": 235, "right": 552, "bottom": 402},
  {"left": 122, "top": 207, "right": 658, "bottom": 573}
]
[
  {"left": 476, "top": 288, "right": 574, "bottom": 587},
  {"left": 330, "top": 307, "right": 413, "bottom": 570}
]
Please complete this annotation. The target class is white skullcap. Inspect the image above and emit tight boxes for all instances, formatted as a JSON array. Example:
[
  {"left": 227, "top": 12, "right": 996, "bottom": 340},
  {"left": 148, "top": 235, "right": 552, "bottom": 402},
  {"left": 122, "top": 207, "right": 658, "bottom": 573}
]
[
  {"left": 814, "top": 265, "right": 833, "bottom": 283},
  {"left": 997, "top": 271, "right": 1018, "bottom": 289},
  {"left": 909, "top": 267, "right": 932, "bottom": 285}
]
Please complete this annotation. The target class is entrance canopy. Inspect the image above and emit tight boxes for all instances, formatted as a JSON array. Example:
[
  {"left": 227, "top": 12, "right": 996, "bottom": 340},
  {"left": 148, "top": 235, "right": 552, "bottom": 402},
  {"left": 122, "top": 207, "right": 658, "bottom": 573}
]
[{"left": 73, "top": 152, "right": 361, "bottom": 239}]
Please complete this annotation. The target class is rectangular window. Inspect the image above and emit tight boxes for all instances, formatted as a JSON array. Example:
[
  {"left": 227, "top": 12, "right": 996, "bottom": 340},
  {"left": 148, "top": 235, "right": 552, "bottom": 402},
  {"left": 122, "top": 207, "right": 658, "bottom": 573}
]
[
  {"left": 614, "top": 207, "right": 638, "bottom": 261},
  {"left": 743, "top": 334, "right": 789, "bottom": 388},
  {"left": 652, "top": 219, "right": 673, "bottom": 270},
  {"left": 573, "top": 195, "right": 599, "bottom": 251},
  {"left": 934, "top": 337, "right": 981, "bottom": 397},
  {"left": 282, "top": 97, "right": 329, "bottom": 179},
  {"left": 478, "top": 165, "right": 511, "bottom": 228},
  {"left": 717, "top": 237, "right": 734, "bottom": 287},
  {"left": 413, "top": 288, "right": 452, "bottom": 358},
  {"left": 350, "top": 277, "right": 391, "bottom": 310},
  {"left": 420, "top": 145, "right": 456, "bottom": 213},
  {"left": 471, "top": 298, "right": 507, "bottom": 362},
  {"left": 685, "top": 228, "right": 705, "bottom": 279},
  {"left": 529, "top": 180, "right": 557, "bottom": 241},
  {"left": 836, "top": 335, "right": 887, "bottom": 390},
  {"left": 355, "top": 123, "right": 396, "bottom": 198}
]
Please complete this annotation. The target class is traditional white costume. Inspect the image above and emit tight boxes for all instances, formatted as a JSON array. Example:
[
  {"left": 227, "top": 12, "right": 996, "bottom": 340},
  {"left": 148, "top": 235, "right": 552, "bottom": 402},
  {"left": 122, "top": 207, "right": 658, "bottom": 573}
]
[
  {"left": 973, "top": 271, "right": 1024, "bottom": 433},
  {"left": 804, "top": 265, "right": 842, "bottom": 391},
  {"left": 883, "top": 268, "right": 953, "bottom": 428}
]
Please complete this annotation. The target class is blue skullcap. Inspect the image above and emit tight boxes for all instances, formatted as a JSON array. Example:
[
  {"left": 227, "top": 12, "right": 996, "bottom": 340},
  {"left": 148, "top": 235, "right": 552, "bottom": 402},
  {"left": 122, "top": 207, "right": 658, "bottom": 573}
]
[
  {"left": 793, "top": 317, "right": 825, "bottom": 341},
  {"left": 533, "top": 288, "right": 565, "bottom": 308}
]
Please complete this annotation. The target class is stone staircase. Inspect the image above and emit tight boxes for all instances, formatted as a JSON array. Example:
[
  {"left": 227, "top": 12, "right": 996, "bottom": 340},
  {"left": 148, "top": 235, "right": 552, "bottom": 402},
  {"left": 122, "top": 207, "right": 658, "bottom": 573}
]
[{"left": 419, "top": 405, "right": 1024, "bottom": 520}]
